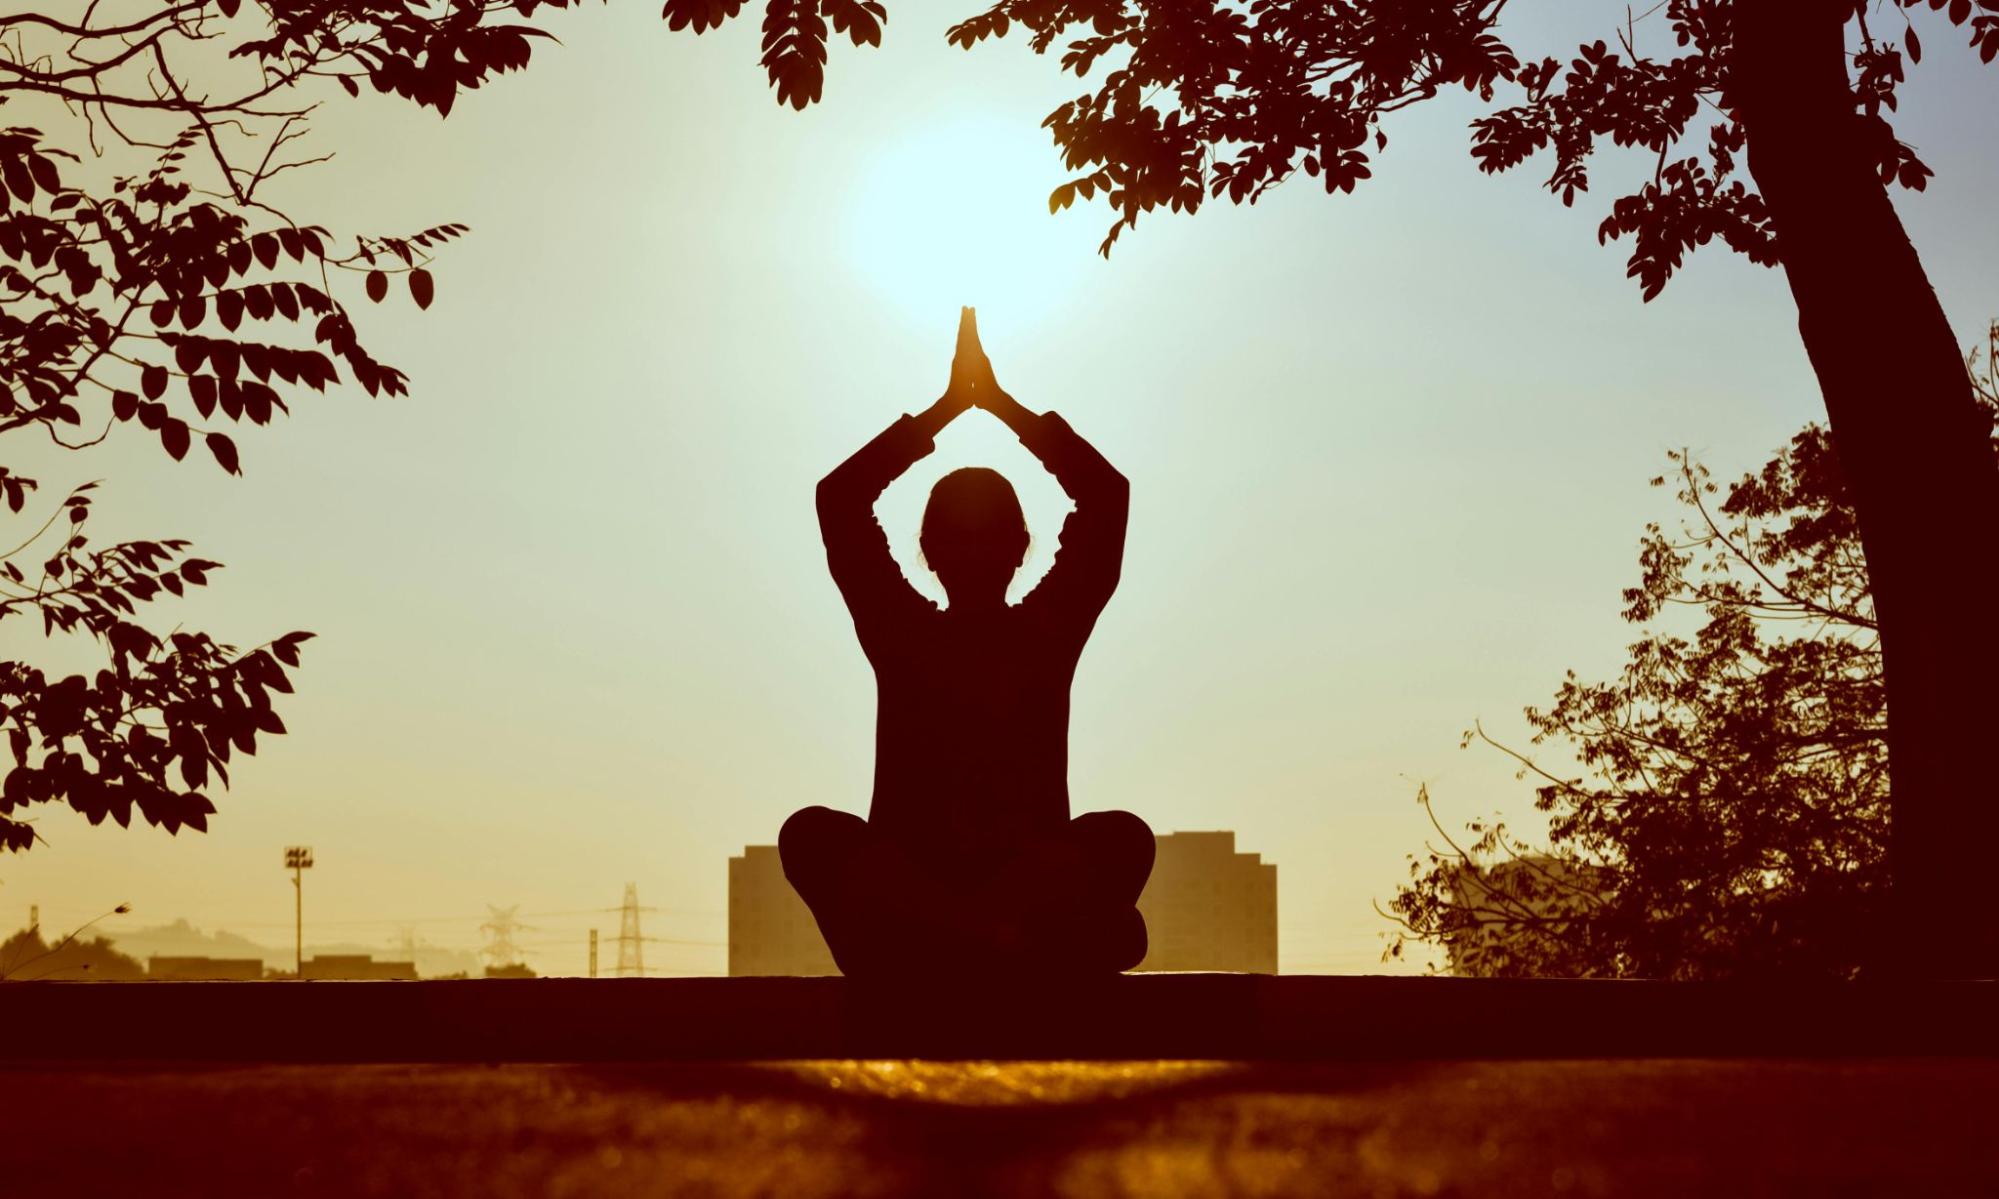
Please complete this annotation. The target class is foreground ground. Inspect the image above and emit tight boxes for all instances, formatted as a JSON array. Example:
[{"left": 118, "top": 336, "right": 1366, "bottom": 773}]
[{"left": 9, "top": 1058, "right": 1997, "bottom": 1197}]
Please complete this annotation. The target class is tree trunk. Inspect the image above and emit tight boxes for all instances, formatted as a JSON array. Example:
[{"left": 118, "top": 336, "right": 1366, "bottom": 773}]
[{"left": 1734, "top": 0, "right": 1999, "bottom": 977}]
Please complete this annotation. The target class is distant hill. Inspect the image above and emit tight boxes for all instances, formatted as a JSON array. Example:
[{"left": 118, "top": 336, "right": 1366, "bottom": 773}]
[{"left": 100, "top": 919, "right": 271, "bottom": 966}]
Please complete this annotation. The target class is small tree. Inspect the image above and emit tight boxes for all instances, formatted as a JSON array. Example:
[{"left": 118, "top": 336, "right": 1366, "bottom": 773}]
[
  {"left": 0, "top": 905, "right": 144, "bottom": 980},
  {"left": 1385, "top": 322, "right": 1999, "bottom": 980}
]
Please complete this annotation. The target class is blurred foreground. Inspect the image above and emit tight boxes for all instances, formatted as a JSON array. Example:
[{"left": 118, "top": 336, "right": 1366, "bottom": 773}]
[{"left": 8, "top": 1058, "right": 1997, "bottom": 1197}]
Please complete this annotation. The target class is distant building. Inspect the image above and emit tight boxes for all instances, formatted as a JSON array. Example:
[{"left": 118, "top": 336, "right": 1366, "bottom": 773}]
[
  {"left": 148, "top": 955, "right": 262, "bottom": 981},
  {"left": 300, "top": 954, "right": 417, "bottom": 981},
  {"left": 727, "top": 828, "right": 1279, "bottom": 976},
  {"left": 1136, "top": 831, "right": 1278, "bottom": 974},
  {"left": 729, "top": 845, "right": 838, "bottom": 976}
]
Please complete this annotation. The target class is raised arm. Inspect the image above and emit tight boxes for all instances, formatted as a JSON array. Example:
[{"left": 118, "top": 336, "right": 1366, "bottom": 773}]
[
  {"left": 1014, "top": 405, "right": 1130, "bottom": 625},
  {"left": 817, "top": 392, "right": 966, "bottom": 634},
  {"left": 818, "top": 316, "right": 986, "bottom": 636},
  {"left": 961, "top": 316, "right": 1129, "bottom": 626}
]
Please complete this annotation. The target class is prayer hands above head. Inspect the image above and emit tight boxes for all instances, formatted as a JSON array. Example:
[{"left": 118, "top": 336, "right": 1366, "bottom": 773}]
[
  {"left": 954, "top": 307, "right": 1037, "bottom": 433},
  {"left": 952, "top": 306, "right": 1009, "bottom": 409},
  {"left": 915, "top": 308, "right": 980, "bottom": 438},
  {"left": 920, "top": 308, "right": 1034, "bottom": 440},
  {"left": 944, "top": 306, "right": 987, "bottom": 411}
]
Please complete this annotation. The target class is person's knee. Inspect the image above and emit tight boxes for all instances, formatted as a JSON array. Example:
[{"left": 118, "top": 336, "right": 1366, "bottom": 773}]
[
  {"left": 780, "top": 806, "right": 863, "bottom": 893},
  {"left": 1076, "top": 809, "right": 1155, "bottom": 876},
  {"left": 1038, "top": 904, "right": 1148, "bottom": 974},
  {"left": 778, "top": 805, "right": 829, "bottom": 861}
]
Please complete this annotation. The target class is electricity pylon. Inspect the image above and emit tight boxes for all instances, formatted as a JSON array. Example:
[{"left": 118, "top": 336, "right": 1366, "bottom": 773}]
[
  {"left": 479, "top": 905, "right": 526, "bottom": 969},
  {"left": 615, "top": 883, "right": 644, "bottom": 977}
]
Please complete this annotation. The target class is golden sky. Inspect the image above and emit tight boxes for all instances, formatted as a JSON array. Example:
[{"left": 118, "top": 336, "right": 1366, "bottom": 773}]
[{"left": 6, "top": 2, "right": 1999, "bottom": 974}]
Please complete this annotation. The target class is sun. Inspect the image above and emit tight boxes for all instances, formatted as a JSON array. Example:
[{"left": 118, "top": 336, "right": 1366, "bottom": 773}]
[{"left": 847, "top": 113, "right": 1099, "bottom": 332}]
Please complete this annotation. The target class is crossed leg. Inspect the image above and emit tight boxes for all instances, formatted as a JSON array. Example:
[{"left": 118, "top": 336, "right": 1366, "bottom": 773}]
[
  {"left": 779, "top": 806, "right": 1156, "bottom": 977},
  {"left": 777, "top": 806, "right": 924, "bottom": 977},
  {"left": 976, "top": 809, "right": 1154, "bottom": 973}
]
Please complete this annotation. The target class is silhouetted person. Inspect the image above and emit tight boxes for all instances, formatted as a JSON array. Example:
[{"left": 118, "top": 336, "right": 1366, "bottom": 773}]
[{"left": 782, "top": 309, "right": 1154, "bottom": 977}]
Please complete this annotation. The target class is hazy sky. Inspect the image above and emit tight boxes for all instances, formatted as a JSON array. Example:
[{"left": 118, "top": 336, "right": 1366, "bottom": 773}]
[{"left": 6, "top": 3, "right": 1998, "bottom": 974}]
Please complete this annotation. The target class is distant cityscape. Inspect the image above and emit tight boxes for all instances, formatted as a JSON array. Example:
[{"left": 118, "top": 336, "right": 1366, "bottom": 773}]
[
  {"left": 3, "top": 829, "right": 1283, "bottom": 981},
  {"left": 0, "top": 910, "right": 516, "bottom": 982}
]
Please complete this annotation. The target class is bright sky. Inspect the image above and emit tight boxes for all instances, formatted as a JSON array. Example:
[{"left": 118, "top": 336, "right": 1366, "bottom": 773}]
[{"left": 6, "top": 3, "right": 1998, "bottom": 975}]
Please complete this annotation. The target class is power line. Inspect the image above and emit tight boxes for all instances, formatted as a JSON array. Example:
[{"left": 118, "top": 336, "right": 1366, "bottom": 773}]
[{"left": 517, "top": 937, "right": 722, "bottom": 948}]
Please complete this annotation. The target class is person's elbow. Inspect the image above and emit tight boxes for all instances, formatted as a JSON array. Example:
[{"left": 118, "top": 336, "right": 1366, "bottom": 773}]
[
  {"left": 1099, "top": 466, "right": 1131, "bottom": 512},
  {"left": 815, "top": 472, "right": 850, "bottom": 521}
]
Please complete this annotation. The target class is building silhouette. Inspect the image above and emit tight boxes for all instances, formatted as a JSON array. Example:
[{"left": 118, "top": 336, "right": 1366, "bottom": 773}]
[
  {"left": 300, "top": 953, "right": 417, "bottom": 981},
  {"left": 728, "top": 829, "right": 1277, "bottom": 975},
  {"left": 1135, "top": 831, "right": 1278, "bottom": 973},
  {"left": 729, "top": 845, "right": 838, "bottom": 976},
  {"left": 148, "top": 955, "right": 262, "bottom": 981}
]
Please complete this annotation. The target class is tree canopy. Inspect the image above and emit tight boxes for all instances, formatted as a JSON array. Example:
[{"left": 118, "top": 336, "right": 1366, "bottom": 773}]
[
  {"left": 0, "top": 0, "right": 904, "bottom": 854},
  {"left": 0, "top": 2, "right": 543, "bottom": 852},
  {"left": 1385, "top": 323, "right": 1998, "bottom": 979},
  {"left": 931, "top": 0, "right": 1993, "bottom": 282}
]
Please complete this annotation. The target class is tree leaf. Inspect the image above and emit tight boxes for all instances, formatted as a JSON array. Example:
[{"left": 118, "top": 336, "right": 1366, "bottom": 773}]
[
  {"left": 206, "top": 432, "right": 241, "bottom": 475},
  {"left": 161, "top": 419, "right": 191, "bottom": 461},
  {"left": 28, "top": 155, "right": 60, "bottom": 195}
]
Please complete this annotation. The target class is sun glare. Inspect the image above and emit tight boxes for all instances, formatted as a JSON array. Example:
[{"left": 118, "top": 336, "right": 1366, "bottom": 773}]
[{"left": 847, "top": 114, "right": 1097, "bottom": 330}]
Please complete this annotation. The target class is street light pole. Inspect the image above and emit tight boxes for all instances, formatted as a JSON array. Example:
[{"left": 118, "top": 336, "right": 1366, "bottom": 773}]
[{"left": 284, "top": 846, "right": 313, "bottom": 977}]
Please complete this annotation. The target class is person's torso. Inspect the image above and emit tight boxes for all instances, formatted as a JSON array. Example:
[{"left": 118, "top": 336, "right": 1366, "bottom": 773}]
[{"left": 862, "top": 604, "right": 1081, "bottom": 852}]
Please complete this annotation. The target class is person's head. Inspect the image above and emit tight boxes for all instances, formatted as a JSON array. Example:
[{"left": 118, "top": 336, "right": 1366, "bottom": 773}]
[{"left": 920, "top": 467, "right": 1028, "bottom": 608}]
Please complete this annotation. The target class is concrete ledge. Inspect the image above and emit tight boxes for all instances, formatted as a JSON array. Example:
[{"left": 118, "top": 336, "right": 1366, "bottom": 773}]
[{"left": 6, "top": 975, "right": 1996, "bottom": 1061}]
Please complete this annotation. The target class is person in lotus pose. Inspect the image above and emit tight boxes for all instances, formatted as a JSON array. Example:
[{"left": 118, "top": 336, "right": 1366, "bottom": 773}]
[{"left": 781, "top": 308, "right": 1154, "bottom": 977}]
